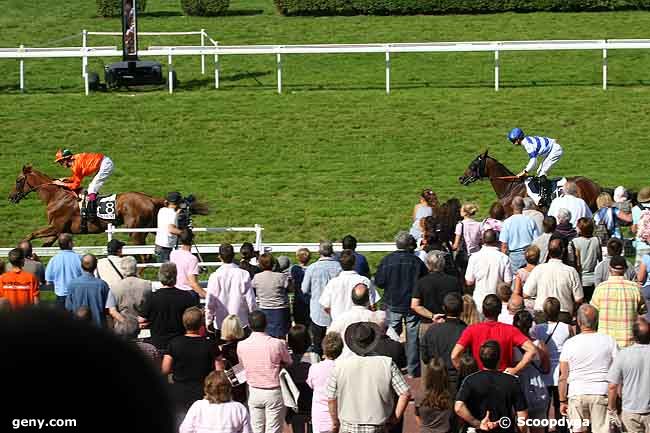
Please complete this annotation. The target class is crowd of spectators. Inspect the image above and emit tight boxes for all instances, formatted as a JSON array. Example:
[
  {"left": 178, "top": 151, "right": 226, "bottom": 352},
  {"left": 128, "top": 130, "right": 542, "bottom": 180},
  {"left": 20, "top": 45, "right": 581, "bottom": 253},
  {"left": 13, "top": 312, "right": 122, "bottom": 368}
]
[{"left": 1, "top": 183, "right": 650, "bottom": 433}]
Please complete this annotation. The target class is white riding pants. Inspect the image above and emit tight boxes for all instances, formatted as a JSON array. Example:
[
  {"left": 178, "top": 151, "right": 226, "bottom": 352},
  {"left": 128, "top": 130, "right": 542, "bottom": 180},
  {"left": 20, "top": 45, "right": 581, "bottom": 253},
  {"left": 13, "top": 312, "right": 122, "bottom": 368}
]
[
  {"left": 87, "top": 156, "right": 114, "bottom": 195},
  {"left": 537, "top": 143, "right": 563, "bottom": 176}
]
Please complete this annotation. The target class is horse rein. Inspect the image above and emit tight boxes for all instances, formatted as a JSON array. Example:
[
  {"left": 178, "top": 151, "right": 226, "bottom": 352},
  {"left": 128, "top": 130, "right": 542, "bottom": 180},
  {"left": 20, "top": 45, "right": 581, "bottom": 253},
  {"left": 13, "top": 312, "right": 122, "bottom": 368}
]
[{"left": 12, "top": 176, "right": 67, "bottom": 202}]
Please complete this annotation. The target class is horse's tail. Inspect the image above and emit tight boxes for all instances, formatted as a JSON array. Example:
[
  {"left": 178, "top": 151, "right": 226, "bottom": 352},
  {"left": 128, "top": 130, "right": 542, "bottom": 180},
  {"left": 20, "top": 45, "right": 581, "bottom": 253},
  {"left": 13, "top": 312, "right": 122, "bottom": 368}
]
[{"left": 190, "top": 197, "right": 210, "bottom": 216}]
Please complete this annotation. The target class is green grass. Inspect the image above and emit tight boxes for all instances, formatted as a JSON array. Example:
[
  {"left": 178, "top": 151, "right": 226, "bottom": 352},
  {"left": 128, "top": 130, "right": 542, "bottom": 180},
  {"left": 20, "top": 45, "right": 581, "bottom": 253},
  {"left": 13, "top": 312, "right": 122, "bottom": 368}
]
[{"left": 1, "top": 0, "right": 650, "bottom": 249}]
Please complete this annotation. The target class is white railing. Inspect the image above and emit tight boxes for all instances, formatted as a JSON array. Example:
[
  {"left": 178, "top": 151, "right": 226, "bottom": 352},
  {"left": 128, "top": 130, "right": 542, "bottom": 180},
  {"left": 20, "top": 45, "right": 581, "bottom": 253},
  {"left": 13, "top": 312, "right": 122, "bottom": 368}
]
[
  {"left": 0, "top": 241, "right": 396, "bottom": 258},
  {"left": 106, "top": 223, "right": 264, "bottom": 253},
  {"left": 2, "top": 38, "right": 650, "bottom": 94}
]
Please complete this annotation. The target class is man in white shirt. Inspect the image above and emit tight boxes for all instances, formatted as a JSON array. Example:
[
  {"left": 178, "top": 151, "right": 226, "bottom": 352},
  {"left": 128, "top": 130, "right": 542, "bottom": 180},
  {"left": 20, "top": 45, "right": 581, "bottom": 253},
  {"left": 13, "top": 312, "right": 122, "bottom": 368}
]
[
  {"left": 319, "top": 249, "right": 379, "bottom": 322},
  {"left": 329, "top": 283, "right": 399, "bottom": 358},
  {"left": 465, "top": 229, "right": 513, "bottom": 313},
  {"left": 96, "top": 239, "right": 125, "bottom": 289},
  {"left": 559, "top": 304, "right": 618, "bottom": 433},
  {"left": 154, "top": 192, "right": 183, "bottom": 263},
  {"left": 205, "top": 243, "right": 256, "bottom": 333},
  {"left": 548, "top": 181, "right": 592, "bottom": 227},
  {"left": 524, "top": 239, "right": 583, "bottom": 324}
]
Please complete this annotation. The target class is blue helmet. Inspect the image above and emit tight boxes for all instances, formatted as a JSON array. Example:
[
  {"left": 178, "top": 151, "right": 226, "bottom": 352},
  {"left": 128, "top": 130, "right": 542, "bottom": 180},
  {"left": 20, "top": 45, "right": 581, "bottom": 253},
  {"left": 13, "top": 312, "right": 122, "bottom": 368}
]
[{"left": 507, "top": 128, "right": 525, "bottom": 143}]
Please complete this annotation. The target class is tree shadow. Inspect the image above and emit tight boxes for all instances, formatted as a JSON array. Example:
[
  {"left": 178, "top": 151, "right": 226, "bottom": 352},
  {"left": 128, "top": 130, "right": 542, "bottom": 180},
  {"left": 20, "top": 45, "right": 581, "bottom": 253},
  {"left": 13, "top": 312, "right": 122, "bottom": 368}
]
[
  {"left": 223, "top": 9, "right": 265, "bottom": 16},
  {"left": 139, "top": 11, "right": 183, "bottom": 17}
]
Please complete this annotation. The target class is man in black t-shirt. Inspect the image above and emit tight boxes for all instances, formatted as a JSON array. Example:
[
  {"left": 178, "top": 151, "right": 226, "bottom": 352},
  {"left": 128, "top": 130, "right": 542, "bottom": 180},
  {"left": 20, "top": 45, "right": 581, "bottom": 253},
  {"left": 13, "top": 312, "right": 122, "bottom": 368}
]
[
  {"left": 139, "top": 262, "right": 200, "bottom": 351},
  {"left": 455, "top": 340, "right": 529, "bottom": 433},
  {"left": 421, "top": 293, "right": 467, "bottom": 393}
]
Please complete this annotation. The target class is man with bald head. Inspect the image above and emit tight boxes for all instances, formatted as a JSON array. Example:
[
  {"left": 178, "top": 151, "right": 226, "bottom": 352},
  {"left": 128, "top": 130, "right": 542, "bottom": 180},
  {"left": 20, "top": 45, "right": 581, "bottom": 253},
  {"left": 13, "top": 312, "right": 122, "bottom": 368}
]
[
  {"left": 65, "top": 254, "right": 110, "bottom": 327},
  {"left": 329, "top": 283, "right": 400, "bottom": 358},
  {"left": 465, "top": 229, "right": 513, "bottom": 313},
  {"left": 45, "top": 233, "right": 82, "bottom": 308},
  {"left": 6, "top": 240, "right": 46, "bottom": 289},
  {"left": 559, "top": 304, "right": 617, "bottom": 433},
  {"left": 500, "top": 196, "right": 540, "bottom": 274},
  {"left": 524, "top": 239, "right": 583, "bottom": 324}
]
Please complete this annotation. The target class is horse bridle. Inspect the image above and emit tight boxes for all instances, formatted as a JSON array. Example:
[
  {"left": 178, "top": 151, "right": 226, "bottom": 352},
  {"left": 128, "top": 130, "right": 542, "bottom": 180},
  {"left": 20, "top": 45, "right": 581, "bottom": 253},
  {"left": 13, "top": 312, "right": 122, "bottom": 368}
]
[
  {"left": 461, "top": 155, "right": 488, "bottom": 185},
  {"left": 11, "top": 175, "right": 44, "bottom": 203}
]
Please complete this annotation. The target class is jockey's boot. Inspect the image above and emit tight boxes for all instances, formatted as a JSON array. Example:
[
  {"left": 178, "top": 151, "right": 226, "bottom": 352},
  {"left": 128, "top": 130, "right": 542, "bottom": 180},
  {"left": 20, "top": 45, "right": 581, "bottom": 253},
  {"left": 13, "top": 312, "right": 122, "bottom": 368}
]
[
  {"left": 86, "top": 194, "right": 98, "bottom": 219},
  {"left": 80, "top": 202, "right": 89, "bottom": 234},
  {"left": 539, "top": 175, "right": 551, "bottom": 208}
]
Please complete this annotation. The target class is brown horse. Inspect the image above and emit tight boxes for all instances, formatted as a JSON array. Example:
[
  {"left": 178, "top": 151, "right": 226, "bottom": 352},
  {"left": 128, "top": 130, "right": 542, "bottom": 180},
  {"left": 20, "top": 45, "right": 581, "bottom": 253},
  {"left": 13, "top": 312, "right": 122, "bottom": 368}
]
[
  {"left": 7, "top": 165, "right": 205, "bottom": 247},
  {"left": 458, "top": 150, "right": 602, "bottom": 214}
]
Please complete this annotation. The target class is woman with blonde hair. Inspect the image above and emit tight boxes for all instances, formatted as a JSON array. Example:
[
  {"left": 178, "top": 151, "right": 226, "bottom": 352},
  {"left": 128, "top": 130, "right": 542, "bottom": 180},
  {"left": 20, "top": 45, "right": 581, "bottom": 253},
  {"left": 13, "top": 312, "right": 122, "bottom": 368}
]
[
  {"left": 180, "top": 371, "right": 252, "bottom": 433},
  {"left": 452, "top": 203, "right": 481, "bottom": 276},
  {"left": 593, "top": 192, "right": 631, "bottom": 249},
  {"left": 219, "top": 314, "right": 248, "bottom": 404},
  {"left": 460, "top": 295, "right": 480, "bottom": 325}
]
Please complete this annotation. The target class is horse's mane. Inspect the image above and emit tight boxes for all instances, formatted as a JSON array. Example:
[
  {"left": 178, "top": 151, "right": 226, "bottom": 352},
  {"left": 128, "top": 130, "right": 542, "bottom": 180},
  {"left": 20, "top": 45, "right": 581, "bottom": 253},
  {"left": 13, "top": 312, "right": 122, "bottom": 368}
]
[
  {"left": 27, "top": 168, "right": 54, "bottom": 182},
  {"left": 486, "top": 155, "right": 515, "bottom": 177}
]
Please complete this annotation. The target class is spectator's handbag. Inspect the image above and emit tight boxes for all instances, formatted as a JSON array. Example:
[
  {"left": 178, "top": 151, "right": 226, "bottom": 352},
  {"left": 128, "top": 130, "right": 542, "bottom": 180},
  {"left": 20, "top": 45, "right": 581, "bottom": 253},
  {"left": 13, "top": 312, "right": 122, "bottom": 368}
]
[
  {"left": 224, "top": 359, "right": 246, "bottom": 387},
  {"left": 454, "top": 222, "right": 469, "bottom": 271},
  {"left": 279, "top": 369, "right": 300, "bottom": 411}
]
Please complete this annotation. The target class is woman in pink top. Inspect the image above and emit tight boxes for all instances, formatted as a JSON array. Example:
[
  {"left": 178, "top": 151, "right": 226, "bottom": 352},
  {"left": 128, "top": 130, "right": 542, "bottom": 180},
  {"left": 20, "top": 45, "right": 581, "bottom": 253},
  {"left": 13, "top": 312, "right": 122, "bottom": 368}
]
[
  {"left": 306, "top": 333, "right": 344, "bottom": 433},
  {"left": 514, "top": 245, "right": 540, "bottom": 311},
  {"left": 452, "top": 203, "right": 482, "bottom": 255},
  {"left": 180, "top": 371, "right": 252, "bottom": 433}
]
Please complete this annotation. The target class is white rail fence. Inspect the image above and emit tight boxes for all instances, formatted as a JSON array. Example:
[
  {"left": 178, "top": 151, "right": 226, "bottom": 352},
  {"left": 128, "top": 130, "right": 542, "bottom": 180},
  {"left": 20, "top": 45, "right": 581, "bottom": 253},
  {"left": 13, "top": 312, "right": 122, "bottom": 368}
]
[{"left": 2, "top": 38, "right": 650, "bottom": 94}]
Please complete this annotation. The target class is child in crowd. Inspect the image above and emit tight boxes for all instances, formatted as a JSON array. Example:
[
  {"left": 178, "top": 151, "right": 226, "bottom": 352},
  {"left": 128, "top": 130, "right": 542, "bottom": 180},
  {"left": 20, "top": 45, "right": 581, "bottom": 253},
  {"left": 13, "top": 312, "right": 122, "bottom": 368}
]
[{"left": 307, "top": 332, "right": 344, "bottom": 433}]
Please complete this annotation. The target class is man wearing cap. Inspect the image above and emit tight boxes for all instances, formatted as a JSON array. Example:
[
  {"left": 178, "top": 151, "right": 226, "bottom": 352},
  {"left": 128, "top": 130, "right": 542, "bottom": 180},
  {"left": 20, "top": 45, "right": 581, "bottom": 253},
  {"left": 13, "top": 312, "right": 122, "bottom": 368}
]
[
  {"left": 327, "top": 322, "right": 411, "bottom": 433},
  {"left": 154, "top": 192, "right": 183, "bottom": 262},
  {"left": 96, "top": 239, "right": 126, "bottom": 290},
  {"left": 591, "top": 256, "right": 645, "bottom": 348}
]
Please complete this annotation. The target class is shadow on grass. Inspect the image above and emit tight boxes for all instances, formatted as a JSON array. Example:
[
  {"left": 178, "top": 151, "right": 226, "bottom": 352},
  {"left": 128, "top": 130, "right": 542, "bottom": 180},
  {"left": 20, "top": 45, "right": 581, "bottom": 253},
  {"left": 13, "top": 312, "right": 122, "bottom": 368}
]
[
  {"left": 177, "top": 71, "right": 272, "bottom": 90},
  {"left": 139, "top": 11, "right": 183, "bottom": 17},
  {"left": 224, "top": 9, "right": 265, "bottom": 16}
]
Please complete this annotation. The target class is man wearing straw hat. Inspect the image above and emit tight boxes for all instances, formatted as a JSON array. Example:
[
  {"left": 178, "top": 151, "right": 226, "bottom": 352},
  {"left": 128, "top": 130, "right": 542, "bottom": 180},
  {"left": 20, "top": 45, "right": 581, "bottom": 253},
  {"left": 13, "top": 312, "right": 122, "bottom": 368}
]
[{"left": 327, "top": 322, "right": 411, "bottom": 433}]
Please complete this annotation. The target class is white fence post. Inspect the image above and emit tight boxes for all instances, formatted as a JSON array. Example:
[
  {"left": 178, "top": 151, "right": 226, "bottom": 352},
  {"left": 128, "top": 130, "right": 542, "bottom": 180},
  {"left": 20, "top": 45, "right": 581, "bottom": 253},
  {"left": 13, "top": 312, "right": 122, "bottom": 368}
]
[
  {"left": 494, "top": 46, "right": 500, "bottom": 92},
  {"left": 276, "top": 51, "right": 282, "bottom": 94},
  {"left": 107, "top": 223, "right": 113, "bottom": 241},
  {"left": 254, "top": 224, "right": 263, "bottom": 253},
  {"left": 602, "top": 43, "right": 608, "bottom": 91},
  {"left": 168, "top": 51, "right": 174, "bottom": 94},
  {"left": 19, "top": 45, "right": 24, "bottom": 92},
  {"left": 200, "top": 29, "right": 206, "bottom": 75},
  {"left": 82, "top": 29, "right": 88, "bottom": 78},
  {"left": 385, "top": 47, "right": 391, "bottom": 95},
  {"left": 214, "top": 41, "right": 220, "bottom": 89}
]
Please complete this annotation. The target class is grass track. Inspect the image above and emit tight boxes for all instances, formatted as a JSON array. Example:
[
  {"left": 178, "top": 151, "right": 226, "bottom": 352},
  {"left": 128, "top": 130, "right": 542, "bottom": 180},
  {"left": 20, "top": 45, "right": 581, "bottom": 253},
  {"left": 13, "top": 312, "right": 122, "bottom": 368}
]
[{"left": 0, "top": 0, "right": 649, "bottom": 248}]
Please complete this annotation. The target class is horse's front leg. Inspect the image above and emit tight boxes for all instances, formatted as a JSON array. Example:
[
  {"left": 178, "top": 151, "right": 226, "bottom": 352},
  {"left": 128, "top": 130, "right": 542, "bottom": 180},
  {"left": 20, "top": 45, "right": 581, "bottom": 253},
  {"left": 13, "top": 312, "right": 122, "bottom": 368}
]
[{"left": 25, "top": 225, "right": 60, "bottom": 245}]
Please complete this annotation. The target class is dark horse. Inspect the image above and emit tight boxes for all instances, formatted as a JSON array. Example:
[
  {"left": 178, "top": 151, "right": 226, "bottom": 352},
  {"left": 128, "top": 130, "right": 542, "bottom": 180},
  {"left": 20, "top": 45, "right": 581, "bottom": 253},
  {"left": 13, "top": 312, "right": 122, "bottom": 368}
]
[
  {"left": 8, "top": 165, "right": 208, "bottom": 246},
  {"left": 458, "top": 150, "right": 602, "bottom": 214}
]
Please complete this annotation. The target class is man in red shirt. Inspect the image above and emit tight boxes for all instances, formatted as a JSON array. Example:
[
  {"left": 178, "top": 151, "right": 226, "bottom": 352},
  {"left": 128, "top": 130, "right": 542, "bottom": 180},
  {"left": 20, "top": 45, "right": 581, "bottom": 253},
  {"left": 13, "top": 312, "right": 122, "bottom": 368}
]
[
  {"left": 451, "top": 294, "right": 537, "bottom": 374},
  {"left": 0, "top": 248, "right": 39, "bottom": 309}
]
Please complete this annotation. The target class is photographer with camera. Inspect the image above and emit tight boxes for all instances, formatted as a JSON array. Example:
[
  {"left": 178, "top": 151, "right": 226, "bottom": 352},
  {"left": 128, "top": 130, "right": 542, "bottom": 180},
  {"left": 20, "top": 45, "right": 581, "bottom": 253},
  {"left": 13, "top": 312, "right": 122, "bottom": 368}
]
[{"left": 154, "top": 192, "right": 184, "bottom": 263}]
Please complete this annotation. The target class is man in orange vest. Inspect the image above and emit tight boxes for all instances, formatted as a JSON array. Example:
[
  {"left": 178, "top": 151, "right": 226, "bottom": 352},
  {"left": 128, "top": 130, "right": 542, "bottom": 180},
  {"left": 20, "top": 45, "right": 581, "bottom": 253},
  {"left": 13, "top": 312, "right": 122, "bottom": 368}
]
[
  {"left": 52, "top": 149, "right": 114, "bottom": 217},
  {"left": 0, "top": 248, "right": 40, "bottom": 309}
]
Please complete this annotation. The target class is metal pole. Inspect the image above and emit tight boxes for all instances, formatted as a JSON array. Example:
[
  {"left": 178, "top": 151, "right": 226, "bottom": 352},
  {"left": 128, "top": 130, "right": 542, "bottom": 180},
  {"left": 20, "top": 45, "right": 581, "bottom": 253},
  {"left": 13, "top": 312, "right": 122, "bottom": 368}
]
[
  {"left": 82, "top": 30, "right": 87, "bottom": 78},
  {"left": 19, "top": 45, "right": 24, "bottom": 93},
  {"left": 385, "top": 49, "right": 391, "bottom": 95},
  {"left": 494, "top": 48, "right": 500, "bottom": 92},
  {"left": 200, "top": 29, "right": 206, "bottom": 75},
  {"left": 168, "top": 52, "right": 173, "bottom": 94},
  {"left": 276, "top": 52, "right": 282, "bottom": 94},
  {"left": 602, "top": 45, "right": 608, "bottom": 91}
]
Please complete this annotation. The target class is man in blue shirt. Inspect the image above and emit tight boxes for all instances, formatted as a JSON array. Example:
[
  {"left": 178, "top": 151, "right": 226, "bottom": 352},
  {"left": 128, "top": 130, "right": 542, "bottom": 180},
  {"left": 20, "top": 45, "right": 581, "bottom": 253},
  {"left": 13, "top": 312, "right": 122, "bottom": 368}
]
[
  {"left": 65, "top": 254, "right": 110, "bottom": 327},
  {"left": 500, "top": 197, "right": 540, "bottom": 274},
  {"left": 339, "top": 234, "right": 371, "bottom": 278},
  {"left": 301, "top": 240, "right": 342, "bottom": 355},
  {"left": 45, "top": 233, "right": 82, "bottom": 308}
]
